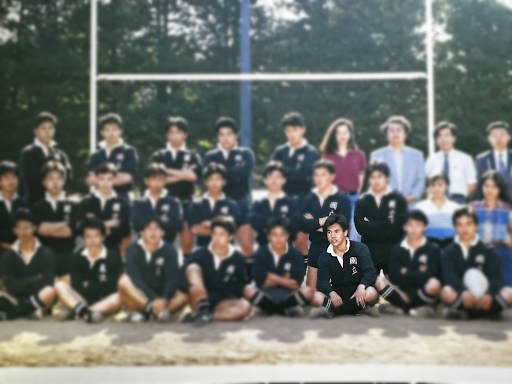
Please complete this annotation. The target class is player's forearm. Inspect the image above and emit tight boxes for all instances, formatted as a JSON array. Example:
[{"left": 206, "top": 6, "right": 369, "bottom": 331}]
[
  {"left": 38, "top": 222, "right": 68, "bottom": 236},
  {"left": 112, "top": 172, "right": 133, "bottom": 186},
  {"left": 191, "top": 224, "right": 212, "bottom": 236}
]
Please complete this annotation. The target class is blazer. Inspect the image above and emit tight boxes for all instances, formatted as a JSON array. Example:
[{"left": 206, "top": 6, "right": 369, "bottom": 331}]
[
  {"left": 476, "top": 150, "right": 512, "bottom": 200},
  {"left": 370, "top": 146, "right": 425, "bottom": 201}
]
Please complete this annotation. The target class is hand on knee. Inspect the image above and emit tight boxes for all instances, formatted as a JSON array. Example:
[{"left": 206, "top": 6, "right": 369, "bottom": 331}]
[{"left": 364, "top": 287, "right": 378, "bottom": 305}]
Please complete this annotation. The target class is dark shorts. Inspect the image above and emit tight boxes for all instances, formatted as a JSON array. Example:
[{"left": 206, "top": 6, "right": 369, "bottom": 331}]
[
  {"left": 368, "top": 243, "right": 395, "bottom": 275},
  {"left": 403, "top": 287, "right": 430, "bottom": 308},
  {"left": 234, "top": 194, "right": 252, "bottom": 226},
  {"left": 263, "top": 286, "right": 293, "bottom": 303},
  {"left": 307, "top": 240, "right": 330, "bottom": 268},
  {"left": 331, "top": 285, "right": 363, "bottom": 316},
  {"left": 54, "top": 252, "right": 72, "bottom": 277}
]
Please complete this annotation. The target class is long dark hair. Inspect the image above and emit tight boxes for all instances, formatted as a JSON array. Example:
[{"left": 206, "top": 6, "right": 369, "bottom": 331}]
[
  {"left": 477, "top": 170, "right": 510, "bottom": 203},
  {"left": 319, "top": 118, "right": 358, "bottom": 154}
]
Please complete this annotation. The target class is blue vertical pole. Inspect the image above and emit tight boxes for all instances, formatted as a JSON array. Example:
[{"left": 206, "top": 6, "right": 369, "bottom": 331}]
[{"left": 240, "top": 0, "right": 251, "bottom": 147}]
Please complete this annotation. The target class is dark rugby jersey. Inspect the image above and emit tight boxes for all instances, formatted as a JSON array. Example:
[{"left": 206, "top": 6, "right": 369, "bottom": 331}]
[
  {"left": 252, "top": 244, "right": 304, "bottom": 288},
  {"left": 0, "top": 193, "right": 28, "bottom": 248}
]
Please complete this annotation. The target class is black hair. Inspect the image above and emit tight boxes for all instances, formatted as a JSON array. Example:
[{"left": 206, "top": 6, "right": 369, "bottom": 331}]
[
  {"left": 366, "top": 160, "right": 390, "bottom": 178},
  {"left": 267, "top": 217, "right": 291, "bottom": 234},
  {"left": 313, "top": 159, "right": 335, "bottom": 174},
  {"left": 476, "top": 170, "right": 510, "bottom": 203},
  {"left": 434, "top": 121, "right": 457, "bottom": 138},
  {"left": 487, "top": 121, "right": 510, "bottom": 135},
  {"left": 98, "top": 113, "right": 123, "bottom": 131},
  {"left": 215, "top": 117, "right": 238, "bottom": 135},
  {"left": 281, "top": 112, "right": 305, "bottom": 129},
  {"left": 211, "top": 215, "right": 237, "bottom": 236},
  {"left": 203, "top": 162, "right": 227, "bottom": 181},
  {"left": 380, "top": 115, "right": 411, "bottom": 135},
  {"left": 165, "top": 116, "right": 189, "bottom": 134},
  {"left": 79, "top": 216, "right": 106, "bottom": 237},
  {"left": 263, "top": 161, "right": 285, "bottom": 178},
  {"left": 13, "top": 208, "right": 38, "bottom": 227},
  {"left": 427, "top": 171, "right": 450, "bottom": 187},
  {"left": 323, "top": 214, "right": 349, "bottom": 233},
  {"left": 405, "top": 209, "right": 429, "bottom": 226},
  {"left": 137, "top": 214, "right": 165, "bottom": 233},
  {"left": 452, "top": 206, "right": 479, "bottom": 227},
  {"left": 34, "top": 112, "right": 57, "bottom": 130},
  {"left": 41, "top": 160, "right": 67, "bottom": 179},
  {"left": 94, "top": 162, "right": 118, "bottom": 177},
  {"left": 0, "top": 161, "right": 18, "bottom": 178},
  {"left": 145, "top": 163, "right": 167, "bottom": 178}
]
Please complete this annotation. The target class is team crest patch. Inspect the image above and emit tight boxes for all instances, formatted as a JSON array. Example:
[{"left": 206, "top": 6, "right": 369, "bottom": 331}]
[
  {"left": 221, "top": 206, "right": 229, "bottom": 214},
  {"left": 297, "top": 154, "right": 305, "bottom": 162},
  {"left": 389, "top": 200, "right": 396, "bottom": 208},
  {"left": 349, "top": 257, "right": 357, "bottom": 265},
  {"left": 156, "top": 258, "right": 165, "bottom": 266},
  {"left": 99, "top": 264, "right": 106, "bottom": 273},
  {"left": 64, "top": 204, "right": 71, "bottom": 213},
  {"left": 184, "top": 153, "right": 191, "bottom": 162},
  {"left": 281, "top": 205, "right": 289, "bottom": 213},
  {"left": 476, "top": 254, "right": 485, "bottom": 264},
  {"left": 116, "top": 153, "right": 124, "bottom": 161},
  {"left": 227, "top": 265, "right": 235, "bottom": 274},
  {"left": 329, "top": 202, "right": 338, "bottom": 210},
  {"left": 162, "top": 204, "right": 169, "bottom": 212},
  {"left": 352, "top": 266, "right": 358, "bottom": 275},
  {"left": 113, "top": 203, "right": 121, "bottom": 212},
  {"left": 99, "top": 274, "right": 107, "bottom": 282},
  {"left": 284, "top": 262, "right": 291, "bottom": 271},
  {"left": 54, "top": 153, "right": 61, "bottom": 160},
  {"left": 419, "top": 254, "right": 428, "bottom": 264},
  {"left": 235, "top": 154, "right": 243, "bottom": 162}
]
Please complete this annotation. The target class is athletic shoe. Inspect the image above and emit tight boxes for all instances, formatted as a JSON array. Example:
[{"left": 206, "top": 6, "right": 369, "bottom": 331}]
[
  {"left": 126, "top": 312, "right": 147, "bottom": 323},
  {"left": 284, "top": 306, "right": 304, "bottom": 318},
  {"left": 157, "top": 311, "right": 171, "bottom": 323},
  {"left": 85, "top": 311, "right": 105, "bottom": 324},
  {"left": 409, "top": 306, "right": 435, "bottom": 318},
  {"left": 181, "top": 312, "right": 195, "bottom": 324},
  {"left": 442, "top": 307, "right": 468, "bottom": 320},
  {"left": 378, "top": 304, "right": 405, "bottom": 316},
  {"left": 57, "top": 309, "right": 76, "bottom": 321},
  {"left": 193, "top": 310, "right": 213, "bottom": 327},
  {"left": 309, "top": 307, "right": 334, "bottom": 319},
  {"left": 362, "top": 306, "right": 380, "bottom": 318},
  {"left": 25, "top": 309, "right": 42, "bottom": 320}
]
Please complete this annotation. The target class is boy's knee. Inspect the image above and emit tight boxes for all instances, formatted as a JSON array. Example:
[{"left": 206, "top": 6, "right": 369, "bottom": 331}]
[
  {"left": 243, "top": 285, "right": 257, "bottom": 300},
  {"left": 40, "top": 286, "right": 56, "bottom": 303},
  {"left": 365, "top": 286, "right": 378, "bottom": 303},
  {"left": 425, "top": 278, "right": 441, "bottom": 295},
  {"left": 440, "top": 286, "right": 457, "bottom": 304},
  {"left": 55, "top": 280, "right": 70, "bottom": 293},
  {"left": 117, "top": 274, "right": 132, "bottom": 291},
  {"left": 312, "top": 291, "right": 326, "bottom": 307},
  {"left": 186, "top": 263, "right": 201, "bottom": 277},
  {"left": 299, "top": 286, "right": 314, "bottom": 301},
  {"left": 373, "top": 276, "right": 387, "bottom": 291}
]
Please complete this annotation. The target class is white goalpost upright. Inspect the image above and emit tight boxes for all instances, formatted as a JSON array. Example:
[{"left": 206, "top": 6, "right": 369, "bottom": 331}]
[{"left": 89, "top": 0, "right": 436, "bottom": 154}]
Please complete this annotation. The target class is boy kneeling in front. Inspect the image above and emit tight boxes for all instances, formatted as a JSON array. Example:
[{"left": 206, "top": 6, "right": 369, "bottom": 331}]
[
  {"left": 55, "top": 217, "right": 123, "bottom": 323},
  {"left": 244, "top": 217, "right": 313, "bottom": 317},
  {"left": 181, "top": 216, "right": 251, "bottom": 326}
]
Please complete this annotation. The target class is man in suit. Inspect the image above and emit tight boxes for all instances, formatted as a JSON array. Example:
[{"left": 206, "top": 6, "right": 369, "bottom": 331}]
[
  {"left": 370, "top": 116, "right": 425, "bottom": 206},
  {"left": 475, "top": 121, "right": 512, "bottom": 200}
]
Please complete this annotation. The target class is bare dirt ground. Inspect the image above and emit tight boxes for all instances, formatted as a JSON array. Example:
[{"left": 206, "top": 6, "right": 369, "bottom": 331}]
[{"left": 1, "top": 312, "right": 512, "bottom": 367}]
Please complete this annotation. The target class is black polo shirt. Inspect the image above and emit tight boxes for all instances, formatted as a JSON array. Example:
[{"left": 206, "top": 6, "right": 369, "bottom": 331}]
[
  {"left": 252, "top": 244, "right": 304, "bottom": 289},
  {"left": 0, "top": 194, "right": 28, "bottom": 249}
]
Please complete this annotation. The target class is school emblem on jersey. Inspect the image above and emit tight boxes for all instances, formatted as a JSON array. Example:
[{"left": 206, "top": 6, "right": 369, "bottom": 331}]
[
  {"left": 113, "top": 203, "right": 121, "bottom": 212},
  {"left": 227, "top": 265, "right": 235, "bottom": 274},
  {"left": 284, "top": 262, "right": 291, "bottom": 271},
  {"left": 476, "top": 254, "right": 485, "bottom": 264},
  {"left": 349, "top": 257, "right": 357, "bottom": 265},
  {"left": 419, "top": 254, "right": 428, "bottom": 264},
  {"left": 156, "top": 257, "right": 165, "bottom": 266},
  {"left": 99, "top": 264, "right": 106, "bottom": 273},
  {"left": 352, "top": 265, "right": 358, "bottom": 275},
  {"left": 389, "top": 200, "right": 396, "bottom": 208},
  {"left": 281, "top": 205, "right": 289, "bottom": 213},
  {"left": 99, "top": 274, "right": 107, "bottom": 282},
  {"left": 235, "top": 154, "right": 243, "bottom": 162},
  {"left": 64, "top": 204, "right": 71, "bottom": 213},
  {"left": 329, "top": 202, "right": 338, "bottom": 210},
  {"left": 162, "top": 204, "right": 169, "bottom": 212},
  {"left": 221, "top": 206, "right": 229, "bottom": 215},
  {"left": 116, "top": 153, "right": 124, "bottom": 161},
  {"left": 184, "top": 153, "right": 191, "bottom": 162},
  {"left": 297, "top": 154, "right": 305, "bottom": 162},
  {"left": 54, "top": 152, "right": 61, "bottom": 160}
]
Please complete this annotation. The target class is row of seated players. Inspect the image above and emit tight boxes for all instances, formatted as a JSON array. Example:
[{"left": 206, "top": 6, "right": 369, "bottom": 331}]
[{"left": 0, "top": 206, "right": 511, "bottom": 324}]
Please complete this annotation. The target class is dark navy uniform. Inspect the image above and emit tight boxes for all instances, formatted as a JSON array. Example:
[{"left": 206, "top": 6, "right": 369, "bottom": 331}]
[
  {"left": 125, "top": 240, "right": 181, "bottom": 300},
  {"left": 183, "top": 246, "right": 246, "bottom": 308},
  {"left": 186, "top": 194, "right": 241, "bottom": 247},
  {"left": 299, "top": 187, "right": 352, "bottom": 268},
  {"left": 149, "top": 145, "right": 202, "bottom": 212},
  {"left": 19, "top": 140, "right": 73, "bottom": 204},
  {"left": 248, "top": 193, "right": 300, "bottom": 246},
  {"left": 70, "top": 247, "right": 123, "bottom": 304},
  {"left": 32, "top": 194, "right": 78, "bottom": 276},
  {"left": 87, "top": 141, "right": 139, "bottom": 199},
  {"left": 203, "top": 146, "right": 254, "bottom": 224},
  {"left": 354, "top": 189, "right": 408, "bottom": 274},
  {"left": 131, "top": 191, "right": 184, "bottom": 244},
  {"left": 271, "top": 141, "right": 320, "bottom": 202},
  {"left": 389, "top": 238, "right": 441, "bottom": 307},
  {"left": 317, "top": 240, "right": 377, "bottom": 315},
  {"left": 77, "top": 192, "right": 130, "bottom": 251},
  {"left": 0, "top": 194, "right": 28, "bottom": 253}
]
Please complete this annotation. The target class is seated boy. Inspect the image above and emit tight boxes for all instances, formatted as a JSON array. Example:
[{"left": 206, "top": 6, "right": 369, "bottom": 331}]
[
  {"left": 78, "top": 163, "right": 131, "bottom": 252},
  {"left": 244, "top": 217, "right": 313, "bottom": 317},
  {"left": 300, "top": 159, "right": 351, "bottom": 289},
  {"left": 187, "top": 163, "right": 241, "bottom": 248},
  {"left": 55, "top": 217, "right": 123, "bottom": 323},
  {"left": 0, "top": 209, "right": 56, "bottom": 320},
  {"left": 248, "top": 161, "right": 300, "bottom": 247},
  {"left": 118, "top": 215, "right": 188, "bottom": 322},
  {"left": 382, "top": 210, "right": 442, "bottom": 317},
  {"left": 32, "top": 161, "right": 77, "bottom": 279},
  {"left": 440, "top": 206, "right": 512, "bottom": 320},
  {"left": 181, "top": 216, "right": 251, "bottom": 326},
  {"left": 0, "top": 161, "right": 27, "bottom": 253},
  {"left": 131, "top": 163, "right": 184, "bottom": 244}
]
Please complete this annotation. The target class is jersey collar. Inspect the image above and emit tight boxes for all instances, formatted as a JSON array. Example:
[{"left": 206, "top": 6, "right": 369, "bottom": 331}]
[
  {"left": 81, "top": 246, "right": 108, "bottom": 267},
  {"left": 208, "top": 244, "right": 236, "bottom": 270},
  {"left": 34, "top": 138, "right": 56, "bottom": 157},
  {"left": 45, "top": 192, "right": 66, "bottom": 211},
  {"left": 454, "top": 235, "right": 480, "bottom": 259},
  {"left": 400, "top": 237, "right": 427, "bottom": 257},
  {"left": 12, "top": 239, "right": 41, "bottom": 265},
  {"left": 138, "top": 238, "right": 164, "bottom": 263},
  {"left": 326, "top": 238, "right": 350, "bottom": 268}
]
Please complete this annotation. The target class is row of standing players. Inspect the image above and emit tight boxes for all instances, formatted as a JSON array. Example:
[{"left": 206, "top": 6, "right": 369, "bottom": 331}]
[{"left": 0, "top": 112, "right": 512, "bottom": 322}]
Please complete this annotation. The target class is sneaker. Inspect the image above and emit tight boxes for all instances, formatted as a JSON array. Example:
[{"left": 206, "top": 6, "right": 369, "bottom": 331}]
[
  {"left": 284, "top": 306, "right": 304, "bottom": 318},
  {"left": 181, "top": 312, "right": 195, "bottom": 324},
  {"left": 409, "top": 306, "right": 435, "bottom": 318},
  {"left": 362, "top": 306, "right": 380, "bottom": 318},
  {"left": 378, "top": 304, "right": 405, "bottom": 316},
  {"left": 193, "top": 310, "right": 213, "bottom": 327},
  {"left": 25, "top": 309, "right": 42, "bottom": 320},
  {"left": 442, "top": 307, "right": 468, "bottom": 320},
  {"left": 58, "top": 309, "right": 76, "bottom": 321},
  {"left": 309, "top": 307, "right": 334, "bottom": 319},
  {"left": 157, "top": 311, "right": 171, "bottom": 323},
  {"left": 129, "top": 312, "right": 148, "bottom": 323},
  {"left": 85, "top": 311, "right": 105, "bottom": 324}
]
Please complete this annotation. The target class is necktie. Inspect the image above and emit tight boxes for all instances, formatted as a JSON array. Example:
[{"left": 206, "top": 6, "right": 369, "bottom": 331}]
[
  {"left": 499, "top": 154, "right": 508, "bottom": 180},
  {"left": 443, "top": 154, "right": 450, "bottom": 179}
]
